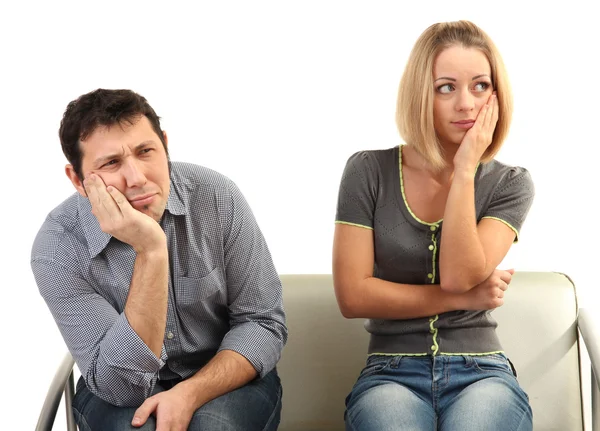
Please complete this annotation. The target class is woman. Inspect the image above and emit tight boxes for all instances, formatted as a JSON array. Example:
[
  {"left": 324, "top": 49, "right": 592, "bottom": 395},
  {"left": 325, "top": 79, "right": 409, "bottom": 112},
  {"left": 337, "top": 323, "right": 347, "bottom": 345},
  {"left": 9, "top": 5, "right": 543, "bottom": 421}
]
[{"left": 333, "top": 20, "right": 534, "bottom": 430}]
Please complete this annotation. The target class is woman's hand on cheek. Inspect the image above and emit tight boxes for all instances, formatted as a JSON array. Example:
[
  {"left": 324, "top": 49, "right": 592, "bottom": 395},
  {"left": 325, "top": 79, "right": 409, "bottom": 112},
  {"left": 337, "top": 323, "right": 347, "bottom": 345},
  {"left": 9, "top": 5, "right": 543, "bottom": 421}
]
[{"left": 454, "top": 92, "right": 498, "bottom": 173}]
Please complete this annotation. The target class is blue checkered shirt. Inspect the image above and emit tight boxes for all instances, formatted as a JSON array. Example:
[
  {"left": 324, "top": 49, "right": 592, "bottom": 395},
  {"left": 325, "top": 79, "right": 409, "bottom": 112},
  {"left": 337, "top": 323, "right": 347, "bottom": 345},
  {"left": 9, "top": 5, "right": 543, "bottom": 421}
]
[{"left": 31, "top": 161, "right": 287, "bottom": 407}]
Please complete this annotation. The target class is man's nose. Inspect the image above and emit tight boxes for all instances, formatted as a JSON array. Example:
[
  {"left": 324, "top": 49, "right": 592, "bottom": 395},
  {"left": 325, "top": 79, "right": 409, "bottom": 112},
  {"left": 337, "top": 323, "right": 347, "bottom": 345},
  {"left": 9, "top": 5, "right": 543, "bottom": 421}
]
[{"left": 122, "top": 160, "right": 147, "bottom": 188}]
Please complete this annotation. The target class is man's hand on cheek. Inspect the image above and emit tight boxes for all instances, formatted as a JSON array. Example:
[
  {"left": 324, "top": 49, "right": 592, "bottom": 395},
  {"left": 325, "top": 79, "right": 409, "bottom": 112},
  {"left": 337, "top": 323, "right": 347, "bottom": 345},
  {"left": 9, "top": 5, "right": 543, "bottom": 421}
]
[{"left": 84, "top": 174, "right": 166, "bottom": 254}]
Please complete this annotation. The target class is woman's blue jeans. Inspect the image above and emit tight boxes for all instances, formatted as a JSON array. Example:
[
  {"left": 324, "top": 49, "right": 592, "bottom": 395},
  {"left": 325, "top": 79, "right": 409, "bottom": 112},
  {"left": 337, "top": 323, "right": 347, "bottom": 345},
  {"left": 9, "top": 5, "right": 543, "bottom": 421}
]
[
  {"left": 345, "top": 354, "right": 532, "bottom": 431},
  {"left": 72, "top": 368, "right": 282, "bottom": 431}
]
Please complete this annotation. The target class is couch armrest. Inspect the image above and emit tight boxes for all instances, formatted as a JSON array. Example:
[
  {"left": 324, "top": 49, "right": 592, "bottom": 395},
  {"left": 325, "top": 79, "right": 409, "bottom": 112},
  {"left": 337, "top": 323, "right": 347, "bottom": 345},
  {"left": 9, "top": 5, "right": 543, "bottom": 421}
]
[{"left": 578, "top": 308, "right": 600, "bottom": 431}]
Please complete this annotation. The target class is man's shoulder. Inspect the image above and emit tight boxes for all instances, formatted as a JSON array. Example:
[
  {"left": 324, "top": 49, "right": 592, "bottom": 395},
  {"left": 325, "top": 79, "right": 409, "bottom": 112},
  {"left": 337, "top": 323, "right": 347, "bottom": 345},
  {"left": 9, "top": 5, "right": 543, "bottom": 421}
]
[
  {"left": 170, "top": 161, "right": 235, "bottom": 196},
  {"left": 31, "top": 193, "right": 84, "bottom": 262}
]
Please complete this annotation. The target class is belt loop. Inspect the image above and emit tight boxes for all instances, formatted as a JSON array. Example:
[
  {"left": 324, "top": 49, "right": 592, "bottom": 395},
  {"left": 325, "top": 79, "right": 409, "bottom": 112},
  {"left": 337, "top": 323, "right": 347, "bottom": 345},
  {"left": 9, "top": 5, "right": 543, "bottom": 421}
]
[
  {"left": 507, "top": 357, "right": 518, "bottom": 377},
  {"left": 390, "top": 355, "right": 402, "bottom": 369}
]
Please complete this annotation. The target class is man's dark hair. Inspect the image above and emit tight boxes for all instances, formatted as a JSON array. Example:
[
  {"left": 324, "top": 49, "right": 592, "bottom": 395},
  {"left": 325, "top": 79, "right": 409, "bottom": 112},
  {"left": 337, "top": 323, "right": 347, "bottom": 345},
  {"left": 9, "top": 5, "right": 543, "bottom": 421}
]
[{"left": 59, "top": 89, "right": 168, "bottom": 178}]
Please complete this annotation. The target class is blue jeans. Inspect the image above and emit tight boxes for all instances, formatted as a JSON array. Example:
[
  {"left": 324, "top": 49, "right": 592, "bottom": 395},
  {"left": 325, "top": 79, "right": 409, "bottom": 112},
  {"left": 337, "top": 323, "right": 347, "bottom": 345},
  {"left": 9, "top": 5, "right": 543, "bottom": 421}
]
[
  {"left": 72, "top": 369, "right": 282, "bottom": 431},
  {"left": 345, "top": 354, "right": 532, "bottom": 431}
]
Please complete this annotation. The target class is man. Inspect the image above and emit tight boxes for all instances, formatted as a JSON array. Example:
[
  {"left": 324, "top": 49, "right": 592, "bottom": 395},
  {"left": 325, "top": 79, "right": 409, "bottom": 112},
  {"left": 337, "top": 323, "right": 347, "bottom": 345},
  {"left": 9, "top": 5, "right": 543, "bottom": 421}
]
[{"left": 31, "top": 89, "right": 287, "bottom": 430}]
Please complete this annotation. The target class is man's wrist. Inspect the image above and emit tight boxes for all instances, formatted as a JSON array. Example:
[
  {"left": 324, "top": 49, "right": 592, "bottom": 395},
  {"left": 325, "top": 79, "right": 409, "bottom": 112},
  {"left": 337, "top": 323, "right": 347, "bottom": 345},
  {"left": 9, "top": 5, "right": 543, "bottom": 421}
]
[{"left": 174, "top": 377, "right": 207, "bottom": 411}]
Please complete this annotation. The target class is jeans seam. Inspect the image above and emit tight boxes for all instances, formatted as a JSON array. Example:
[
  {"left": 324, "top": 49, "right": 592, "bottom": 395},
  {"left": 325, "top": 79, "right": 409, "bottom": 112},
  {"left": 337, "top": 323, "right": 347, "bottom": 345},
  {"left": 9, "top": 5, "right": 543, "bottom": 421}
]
[
  {"left": 73, "top": 406, "right": 91, "bottom": 431},
  {"left": 261, "top": 386, "right": 282, "bottom": 431}
]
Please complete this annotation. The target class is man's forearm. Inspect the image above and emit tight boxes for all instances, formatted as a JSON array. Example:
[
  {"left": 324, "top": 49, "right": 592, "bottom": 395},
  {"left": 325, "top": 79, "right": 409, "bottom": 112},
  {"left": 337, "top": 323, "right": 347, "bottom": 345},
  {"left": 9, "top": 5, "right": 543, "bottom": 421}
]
[
  {"left": 124, "top": 247, "right": 169, "bottom": 358},
  {"left": 176, "top": 350, "right": 258, "bottom": 410}
]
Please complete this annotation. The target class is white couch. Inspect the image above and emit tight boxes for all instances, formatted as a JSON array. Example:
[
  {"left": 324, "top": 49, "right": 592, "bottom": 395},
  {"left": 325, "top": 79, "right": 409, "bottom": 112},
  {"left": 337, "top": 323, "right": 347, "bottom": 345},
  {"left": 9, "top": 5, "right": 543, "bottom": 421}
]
[
  {"left": 277, "top": 272, "right": 600, "bottom": 430},
  {"left": 37, "top": 272, "right": 599, "bottom": 430}
]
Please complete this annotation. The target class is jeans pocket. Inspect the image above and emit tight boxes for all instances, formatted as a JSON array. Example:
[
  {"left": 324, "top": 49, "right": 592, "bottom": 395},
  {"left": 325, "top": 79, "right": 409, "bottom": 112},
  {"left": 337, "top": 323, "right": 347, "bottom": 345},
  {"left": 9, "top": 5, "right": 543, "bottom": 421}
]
[
  {"left": 358, "top": 355, "right": 392, "bottom": 379},
  {"left": 472, "top": 354, "right": 515, "bottom": 377}
]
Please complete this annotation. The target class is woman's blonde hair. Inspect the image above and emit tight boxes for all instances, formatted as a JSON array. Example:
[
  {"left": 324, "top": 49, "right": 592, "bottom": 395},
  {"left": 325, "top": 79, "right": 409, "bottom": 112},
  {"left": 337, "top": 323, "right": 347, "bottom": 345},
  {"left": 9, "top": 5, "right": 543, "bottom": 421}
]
[{"left": 396, "top": 20, "right": 513, "bottom": 171}]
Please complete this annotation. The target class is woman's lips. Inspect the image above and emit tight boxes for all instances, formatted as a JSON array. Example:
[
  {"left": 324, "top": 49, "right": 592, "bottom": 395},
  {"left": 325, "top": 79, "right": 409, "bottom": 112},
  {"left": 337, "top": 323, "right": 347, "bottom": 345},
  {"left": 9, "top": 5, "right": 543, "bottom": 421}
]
[{"left": 452, "top": 120, "right": 475, "bottom": 129}]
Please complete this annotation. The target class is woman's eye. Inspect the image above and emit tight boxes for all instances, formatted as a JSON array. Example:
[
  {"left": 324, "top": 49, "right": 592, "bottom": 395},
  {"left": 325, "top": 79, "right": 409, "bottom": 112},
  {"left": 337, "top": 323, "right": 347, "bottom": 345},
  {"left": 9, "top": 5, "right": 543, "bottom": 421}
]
[
  {"left": 474, "top": 82, "right": 491, "bottom": 92},
  {"left": 437, "top": 84, "right": 454, "bottom": 94}
]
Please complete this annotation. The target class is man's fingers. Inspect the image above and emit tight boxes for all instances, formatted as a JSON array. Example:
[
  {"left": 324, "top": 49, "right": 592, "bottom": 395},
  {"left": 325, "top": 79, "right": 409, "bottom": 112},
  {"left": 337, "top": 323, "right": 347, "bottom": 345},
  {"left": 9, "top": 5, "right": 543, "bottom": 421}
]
[
  {"left": 132, "top": 397, "right": 158, "bottom": 427},
  {"left": 86, "top": 174, "right": 120, "bottom": 216},
  {"left": 107, "top": 185, "right": 134, "bottom": 215}
]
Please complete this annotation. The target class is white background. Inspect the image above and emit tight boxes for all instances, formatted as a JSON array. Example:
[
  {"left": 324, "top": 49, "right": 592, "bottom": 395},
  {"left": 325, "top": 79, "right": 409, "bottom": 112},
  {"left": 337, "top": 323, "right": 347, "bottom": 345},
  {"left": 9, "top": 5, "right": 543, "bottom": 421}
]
[{"left": 1, "top": 1, "right": 597, "bottom": 429}]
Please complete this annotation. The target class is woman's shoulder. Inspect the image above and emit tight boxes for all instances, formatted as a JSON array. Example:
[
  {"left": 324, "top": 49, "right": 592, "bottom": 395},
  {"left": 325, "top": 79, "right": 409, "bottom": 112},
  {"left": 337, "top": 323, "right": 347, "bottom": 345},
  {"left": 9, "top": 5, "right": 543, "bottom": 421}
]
[
  {"left": 344, "top": 146, "right": 399, "bottom": 169},
  {"left": 479, "top": 159, "right": 532, "bottom": 185},
  {"left": 478, "top": 159, "right": 534, "bottom": 201}
]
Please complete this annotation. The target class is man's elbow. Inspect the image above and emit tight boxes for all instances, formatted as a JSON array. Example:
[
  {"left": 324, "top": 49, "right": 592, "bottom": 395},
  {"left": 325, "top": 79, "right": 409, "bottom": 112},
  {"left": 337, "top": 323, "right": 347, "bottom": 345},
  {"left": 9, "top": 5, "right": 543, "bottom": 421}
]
[{"left": 86, "top": 375, "right": 154, "bottom": 408}]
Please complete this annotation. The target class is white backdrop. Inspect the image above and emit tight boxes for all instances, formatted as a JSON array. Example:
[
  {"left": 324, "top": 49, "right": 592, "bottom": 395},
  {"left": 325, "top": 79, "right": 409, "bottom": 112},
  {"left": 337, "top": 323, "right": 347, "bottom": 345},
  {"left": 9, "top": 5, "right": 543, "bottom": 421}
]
[{"left": 1, "top": 1, "right": 597, "bottom": 429}]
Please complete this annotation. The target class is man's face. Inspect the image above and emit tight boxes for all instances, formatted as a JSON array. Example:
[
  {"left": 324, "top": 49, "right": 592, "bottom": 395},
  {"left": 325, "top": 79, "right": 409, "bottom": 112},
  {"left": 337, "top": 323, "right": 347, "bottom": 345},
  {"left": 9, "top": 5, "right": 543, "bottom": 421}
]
[{"left": 67, "top": 116, "right": 171, "bottom": 222}]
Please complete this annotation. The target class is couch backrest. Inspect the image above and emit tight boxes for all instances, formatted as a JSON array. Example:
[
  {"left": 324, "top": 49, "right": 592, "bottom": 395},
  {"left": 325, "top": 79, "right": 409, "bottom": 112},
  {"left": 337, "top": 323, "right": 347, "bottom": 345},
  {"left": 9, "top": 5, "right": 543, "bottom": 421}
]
[{"left": 277, "top": 272, "right": 583, "bottom": 431}]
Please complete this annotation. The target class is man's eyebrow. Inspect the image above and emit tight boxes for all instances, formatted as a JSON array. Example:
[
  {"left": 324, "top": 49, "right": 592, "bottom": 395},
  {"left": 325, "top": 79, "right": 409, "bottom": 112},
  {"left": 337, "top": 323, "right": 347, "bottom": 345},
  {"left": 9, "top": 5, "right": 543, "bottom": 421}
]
[
  {"left": 92, "top": 141, "right": 157, "bottom": 166},
  {"left": 133, "top": 140, "right": 158, "bottom": 151},
  {"left": 434, "top": 74, "right": 491, "bottom": 83},
  {"left": 93, "top": 151, "right": 123, "bottom": 167}
]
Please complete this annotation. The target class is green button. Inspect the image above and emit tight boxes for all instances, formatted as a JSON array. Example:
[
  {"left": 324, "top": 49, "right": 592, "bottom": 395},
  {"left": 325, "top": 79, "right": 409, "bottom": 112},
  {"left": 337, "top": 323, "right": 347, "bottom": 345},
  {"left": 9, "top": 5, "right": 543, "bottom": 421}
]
[
  {"left": 431, "top": 345, "right": 436, "bottom": 351},
  {"left": 428, "top": 245, "right": 434, "bottom": 251},
  {"left": 427, "top": 273, "right": 433, "bottom": 279},
  {"left": 430, "top": 329, "right": 435, "bottom": 334},
  {"left": 430, "top": 225, "right": 437, "bottom": 231}
]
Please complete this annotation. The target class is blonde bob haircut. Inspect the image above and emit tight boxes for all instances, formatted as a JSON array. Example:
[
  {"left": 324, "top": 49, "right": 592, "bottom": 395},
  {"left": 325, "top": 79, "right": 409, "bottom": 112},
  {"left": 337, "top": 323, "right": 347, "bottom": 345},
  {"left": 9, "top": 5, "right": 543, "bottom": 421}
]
[{"left": 396, "top": 20, "right": 513, "bottom": 171}]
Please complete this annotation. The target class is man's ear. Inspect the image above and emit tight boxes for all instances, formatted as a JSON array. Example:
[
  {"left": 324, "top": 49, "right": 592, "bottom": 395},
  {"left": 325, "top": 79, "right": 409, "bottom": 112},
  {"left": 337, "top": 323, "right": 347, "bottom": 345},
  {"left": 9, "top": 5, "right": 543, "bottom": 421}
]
[
  {"left": 162, "top": 131, "right": 168, "bottom": 148},
  {"left": 65, "top": 164, "right": 87, "bottom": 197}
]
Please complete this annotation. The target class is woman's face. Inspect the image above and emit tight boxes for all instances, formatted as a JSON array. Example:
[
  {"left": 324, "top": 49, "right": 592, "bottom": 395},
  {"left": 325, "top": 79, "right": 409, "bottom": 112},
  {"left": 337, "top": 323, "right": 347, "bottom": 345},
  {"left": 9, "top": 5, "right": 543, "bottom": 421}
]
[{"left": 432, "top": 45, "right": 494, "bottom": 147}]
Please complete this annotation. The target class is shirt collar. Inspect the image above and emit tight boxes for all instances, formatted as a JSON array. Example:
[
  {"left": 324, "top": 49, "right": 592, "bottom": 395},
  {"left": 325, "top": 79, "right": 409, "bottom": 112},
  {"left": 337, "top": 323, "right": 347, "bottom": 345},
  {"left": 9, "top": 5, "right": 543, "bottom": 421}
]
[{"left": 80, "top": 176, "right": 188, "bottom": 258}]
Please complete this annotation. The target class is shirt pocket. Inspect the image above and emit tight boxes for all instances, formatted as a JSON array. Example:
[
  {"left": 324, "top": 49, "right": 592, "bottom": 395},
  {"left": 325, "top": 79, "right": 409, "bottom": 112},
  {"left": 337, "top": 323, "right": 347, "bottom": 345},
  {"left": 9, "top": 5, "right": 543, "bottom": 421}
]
[{"left": 175, "top": 268, "right": 223, "bottom": 319}]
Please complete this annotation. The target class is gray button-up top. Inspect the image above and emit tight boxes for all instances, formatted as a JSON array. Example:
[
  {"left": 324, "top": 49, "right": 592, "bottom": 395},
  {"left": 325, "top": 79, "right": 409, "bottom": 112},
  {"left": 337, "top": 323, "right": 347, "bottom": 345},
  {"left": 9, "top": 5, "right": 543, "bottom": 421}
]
[{"left": 335, "top": 146, "right": 534, "bottom": 356}]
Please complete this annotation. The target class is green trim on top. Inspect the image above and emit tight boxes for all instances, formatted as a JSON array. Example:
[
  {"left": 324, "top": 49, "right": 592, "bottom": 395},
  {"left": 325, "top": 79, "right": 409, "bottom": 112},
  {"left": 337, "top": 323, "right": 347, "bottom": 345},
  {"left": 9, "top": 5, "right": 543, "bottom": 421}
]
[
  {"left": 366, "top": 350, "right": 506, "bottom": 357},
  {"left": 398, "top": 146, "right": 442, "bottom": 226},
  {"left": 439, "top": 350, "right": 505, "bottom": 356},
  {"left": 367, "top": 352, "right": 429, "bottom": 357},
  {"left": 481, "top": 216, "right": 519, "bottom": 243},
  {"left": 398, "top": 145, "right": 481, "bottom": 227},
  {"left": 430, "top": 232, "right": 438, "bottom": 283},
  {"left": 430, "top": 315, "right": 439, "bottom": 355},
  {"left": 334, "top": 221, "right": 373, "bottom": 230}
]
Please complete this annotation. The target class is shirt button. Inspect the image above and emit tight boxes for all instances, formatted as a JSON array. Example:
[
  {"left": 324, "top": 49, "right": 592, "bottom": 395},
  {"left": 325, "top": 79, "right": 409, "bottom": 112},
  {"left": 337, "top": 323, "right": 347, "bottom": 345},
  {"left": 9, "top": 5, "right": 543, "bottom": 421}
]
[
  {"left": 430, "top": 328, "right": 435, "bottom": 334},
  {"left": 430, "top": 226, "right": 437, "bottom": 231},
  {"left": 166, "top": 332, "right": 174, "bottom": 340},
  {"left": 428, "top": 245, "right": 434, "bottom": 251},
  {"left": 427, "top": 273, "right": 433, "bottom": 279},
  {"left": 431, "top": 345, "right": 436, "bottom": 351}
]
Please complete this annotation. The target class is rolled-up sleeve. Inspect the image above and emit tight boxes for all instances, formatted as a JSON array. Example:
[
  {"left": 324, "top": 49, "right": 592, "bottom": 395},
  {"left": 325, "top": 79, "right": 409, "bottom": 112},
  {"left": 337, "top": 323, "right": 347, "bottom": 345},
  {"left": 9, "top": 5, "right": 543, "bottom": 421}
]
[
  {"left": 31, "top": 256, "right": 167, "bottom": 407},
  {"left": 217, "top": 181, "right": 287, "bottom": 377}
]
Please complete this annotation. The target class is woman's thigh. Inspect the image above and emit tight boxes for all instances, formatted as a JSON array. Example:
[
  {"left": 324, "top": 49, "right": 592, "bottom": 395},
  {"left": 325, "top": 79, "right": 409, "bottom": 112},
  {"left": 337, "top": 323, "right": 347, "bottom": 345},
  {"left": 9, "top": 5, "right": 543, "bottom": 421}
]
[
  {"left": 438, "top": 354, "right": 532, "bottom": 431},
  {"left": 344, "top": 355, "right": 435, "bottom": 431}
]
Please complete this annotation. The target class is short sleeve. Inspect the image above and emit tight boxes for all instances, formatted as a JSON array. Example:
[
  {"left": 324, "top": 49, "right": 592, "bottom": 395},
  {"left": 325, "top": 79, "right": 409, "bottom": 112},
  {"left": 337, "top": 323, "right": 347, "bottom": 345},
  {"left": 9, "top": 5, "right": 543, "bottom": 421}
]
[
  {"left": 482, "top": 167, "right": 535, "bottom": 241},
  {"left": 335, "top": 151, "right": 379, "bottom": 229}
]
